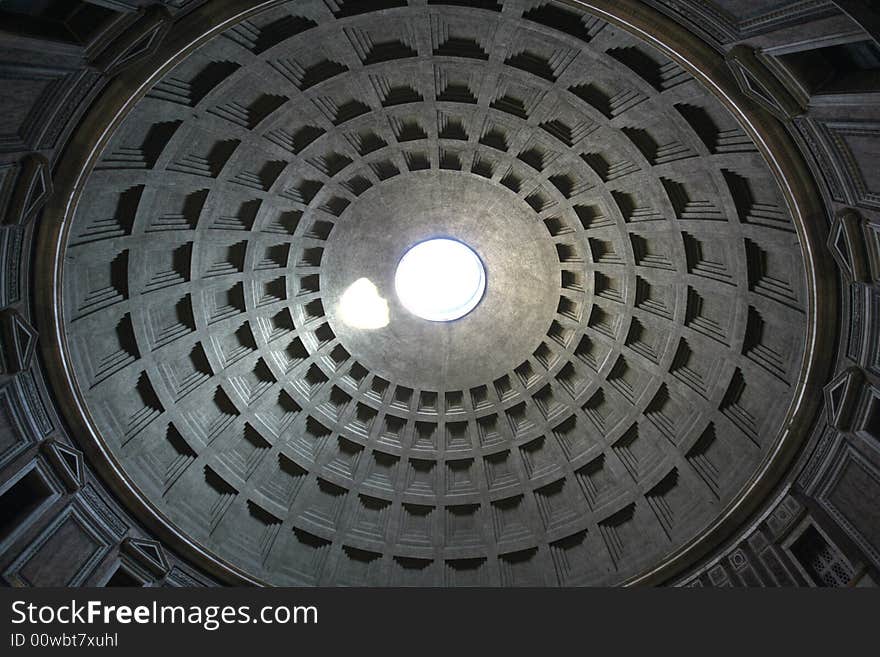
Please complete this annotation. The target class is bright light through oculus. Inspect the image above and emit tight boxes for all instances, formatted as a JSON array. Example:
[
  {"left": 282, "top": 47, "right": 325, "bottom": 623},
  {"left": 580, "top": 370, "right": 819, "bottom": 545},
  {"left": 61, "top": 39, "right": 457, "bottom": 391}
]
[
  {"left": 395, "top": 238, "right": 486, "bottom": 322},
  {"left": 339, "top": 278, "right": 389, "bottom": 329}
]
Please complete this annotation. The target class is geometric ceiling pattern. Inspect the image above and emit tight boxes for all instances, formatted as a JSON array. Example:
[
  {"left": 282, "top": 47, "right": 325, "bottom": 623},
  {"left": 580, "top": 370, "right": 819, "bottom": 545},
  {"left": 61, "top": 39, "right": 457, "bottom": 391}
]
[{"left": 58, "top": 0, "right": 809, "bottom": 585}]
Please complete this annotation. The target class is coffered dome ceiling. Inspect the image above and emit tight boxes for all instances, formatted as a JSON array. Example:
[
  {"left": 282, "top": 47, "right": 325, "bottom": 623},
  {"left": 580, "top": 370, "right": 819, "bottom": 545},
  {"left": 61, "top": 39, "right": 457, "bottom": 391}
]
[{"left": 42, "top": 0, "right": 829, "bottom": 585}]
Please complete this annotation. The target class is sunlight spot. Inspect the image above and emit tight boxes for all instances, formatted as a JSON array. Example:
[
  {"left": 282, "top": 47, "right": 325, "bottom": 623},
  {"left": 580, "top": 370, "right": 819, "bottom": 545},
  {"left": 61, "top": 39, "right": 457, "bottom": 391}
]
[{"left": 338, "top": 278, "right": 390, "bottom": 329}]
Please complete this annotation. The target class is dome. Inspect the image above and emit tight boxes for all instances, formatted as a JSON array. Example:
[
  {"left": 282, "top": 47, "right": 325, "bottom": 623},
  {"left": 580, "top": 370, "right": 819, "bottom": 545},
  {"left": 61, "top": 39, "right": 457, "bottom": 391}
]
[{"left": 2, "top": 0, "right": 877, "bottom": 589}]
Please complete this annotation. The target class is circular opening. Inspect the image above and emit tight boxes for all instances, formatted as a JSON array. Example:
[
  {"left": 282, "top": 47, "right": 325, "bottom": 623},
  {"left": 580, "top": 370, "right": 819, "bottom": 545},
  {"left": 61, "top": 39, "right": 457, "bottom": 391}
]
[{"left": 395, "top": 238, "right": 486, "bottom": 322}]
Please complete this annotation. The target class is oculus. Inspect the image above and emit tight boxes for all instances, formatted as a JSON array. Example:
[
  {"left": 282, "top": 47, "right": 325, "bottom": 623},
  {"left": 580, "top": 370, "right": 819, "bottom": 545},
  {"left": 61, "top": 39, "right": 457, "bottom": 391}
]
[{"left": 394, "top": 238, "right": 486, "bottom": 322}]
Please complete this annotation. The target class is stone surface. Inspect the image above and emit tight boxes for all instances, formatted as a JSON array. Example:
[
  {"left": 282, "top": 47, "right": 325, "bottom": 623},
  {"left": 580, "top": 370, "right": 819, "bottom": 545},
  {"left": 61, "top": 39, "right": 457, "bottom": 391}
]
[
  {"left": 52, "top": 0, "right": 812, "bottom": 585},
  {"left": 0, "top": 0, "right": 877, "bottom": 588}
]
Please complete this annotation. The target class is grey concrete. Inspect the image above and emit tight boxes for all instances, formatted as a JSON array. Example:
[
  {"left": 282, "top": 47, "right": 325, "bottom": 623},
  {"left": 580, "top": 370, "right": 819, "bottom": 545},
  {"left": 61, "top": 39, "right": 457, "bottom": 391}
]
[
  {"left": 46, "top": 0, "right": 816, "bottom": 586},
  {"left": 323, "top": 172, "right": 559, "bottom": 390},
  {"left": 0, "top": 0, "right": 876, "bottom": 588}
]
